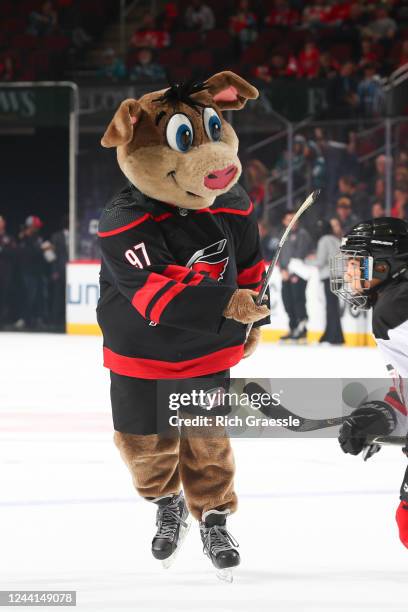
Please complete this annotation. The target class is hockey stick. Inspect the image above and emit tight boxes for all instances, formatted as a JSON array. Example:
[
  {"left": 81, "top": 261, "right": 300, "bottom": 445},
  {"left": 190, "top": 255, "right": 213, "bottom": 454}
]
[
  {"left": 243, "top": 382, "right": 346, "bottom": 432},
  {"left": 362, "top": 435, "right": 407, "bottom": 461},
  {"left": 246, "top": 189, "right": 321, "bottom": 340}
]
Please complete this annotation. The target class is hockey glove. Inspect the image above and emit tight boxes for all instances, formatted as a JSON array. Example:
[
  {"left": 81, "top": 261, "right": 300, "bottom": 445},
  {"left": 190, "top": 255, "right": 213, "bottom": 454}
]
[{"left": 338, "top": 401, "right": 396, "bottom": 456}]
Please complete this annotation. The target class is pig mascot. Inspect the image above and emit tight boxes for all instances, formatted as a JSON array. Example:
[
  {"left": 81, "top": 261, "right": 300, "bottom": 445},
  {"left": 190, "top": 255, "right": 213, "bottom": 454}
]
[{"left": 97, "top": 71, "right": 270, "bottom": 580}]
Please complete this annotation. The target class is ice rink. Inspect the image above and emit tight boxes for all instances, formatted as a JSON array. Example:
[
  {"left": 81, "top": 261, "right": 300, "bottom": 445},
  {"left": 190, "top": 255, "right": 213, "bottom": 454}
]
[{"left": 1, "top": 333, "right": 407, "bottom": 612}]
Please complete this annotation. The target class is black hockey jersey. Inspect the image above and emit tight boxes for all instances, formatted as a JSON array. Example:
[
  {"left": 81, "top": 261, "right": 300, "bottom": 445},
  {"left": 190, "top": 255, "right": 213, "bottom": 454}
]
[{"left": 97, "top": 182, "right": 269, "bottom": 379}]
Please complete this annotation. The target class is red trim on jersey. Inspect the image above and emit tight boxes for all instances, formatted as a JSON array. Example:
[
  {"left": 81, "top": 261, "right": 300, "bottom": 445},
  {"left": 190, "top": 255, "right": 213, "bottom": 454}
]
[
  {"left": 237, "top": 260, "right": 265, "bottom": 285},
  {"left": 131, "top": 273, "right": 173, "bottom": 318},
  {"left": 98, "top": 214, "right": 150, "bottom": 237},
  {"left": 103, "top": 344, "right": 244, "bottom": 379},
  {"left": 195, "top": 201, "right": 254, "bottom": 217},
  {"left": 98, "top": 212, "right": 173, "bottom": 237},
  {"left": 154, "top": 212, "right": 173, "bottom": 222},
  {"left": 150, "top": 283, "right": 186, "bottom": 323},
  {"left": 163, "top": 264, "right": 203, "bottom": 284},
  {"left": 385, "top": 388, "right": 408, "bottom": 416}
]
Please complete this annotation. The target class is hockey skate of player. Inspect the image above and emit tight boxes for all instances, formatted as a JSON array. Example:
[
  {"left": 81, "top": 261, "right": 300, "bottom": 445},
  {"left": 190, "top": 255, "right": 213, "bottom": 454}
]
[
  {"left": 97, "top": 72, "right": 270, "bottom": 579},
  {"left": 330, "top": 217, "right": 408, "bottom": 548}
]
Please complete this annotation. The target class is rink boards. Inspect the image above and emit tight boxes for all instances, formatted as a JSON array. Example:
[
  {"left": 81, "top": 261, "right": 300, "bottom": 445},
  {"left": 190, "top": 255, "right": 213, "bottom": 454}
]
[{"left": 66, "top": 261, "right": 375, "bottom": 347}]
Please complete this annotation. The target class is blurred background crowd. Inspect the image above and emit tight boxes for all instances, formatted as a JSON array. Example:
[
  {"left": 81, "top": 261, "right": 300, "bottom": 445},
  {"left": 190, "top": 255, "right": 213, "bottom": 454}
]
[
  {"left": 0, "top": 214, "right": 68, "bottom": 332},
  {"left": 1, "top": 0, "right": 408, "bottom": 337}
]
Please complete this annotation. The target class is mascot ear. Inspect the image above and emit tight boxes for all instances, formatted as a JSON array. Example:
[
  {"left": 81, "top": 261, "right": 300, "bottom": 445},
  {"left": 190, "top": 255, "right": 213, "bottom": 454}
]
[
  {"left": 205, "top": 71, "right": 259, "bottom": 110},
  {"left": 101, "top": 98, "right": 142, "bottom": 148}
]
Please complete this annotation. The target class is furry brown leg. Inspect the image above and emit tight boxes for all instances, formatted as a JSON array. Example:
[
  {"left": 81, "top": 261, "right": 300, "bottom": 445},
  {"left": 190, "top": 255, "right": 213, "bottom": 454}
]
[
  {"left": 178, "top": 423, "right": 237, "bottom": 520},
  {"left": 114, "top": 431, "right": 181, "bottom": 499}
]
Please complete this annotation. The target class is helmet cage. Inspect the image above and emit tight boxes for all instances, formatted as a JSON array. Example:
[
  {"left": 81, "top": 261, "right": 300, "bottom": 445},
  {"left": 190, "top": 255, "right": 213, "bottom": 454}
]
[{"left": 330, "top": 249, "right": 373, "bottom": 310}]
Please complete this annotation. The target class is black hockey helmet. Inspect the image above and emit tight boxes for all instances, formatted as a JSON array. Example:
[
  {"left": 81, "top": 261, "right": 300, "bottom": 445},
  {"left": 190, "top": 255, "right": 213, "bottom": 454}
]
[{"left": 330, "top": 217, "right": 408, "bottom": 310}]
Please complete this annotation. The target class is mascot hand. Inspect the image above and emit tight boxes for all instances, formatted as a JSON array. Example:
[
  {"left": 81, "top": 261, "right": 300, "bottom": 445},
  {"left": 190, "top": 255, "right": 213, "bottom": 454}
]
[
  {"left": 243, "top": 327, "right": 261, "bottom": 358},
  {"left": 224, "top": 289, "right": 269, "bottom": 325}
]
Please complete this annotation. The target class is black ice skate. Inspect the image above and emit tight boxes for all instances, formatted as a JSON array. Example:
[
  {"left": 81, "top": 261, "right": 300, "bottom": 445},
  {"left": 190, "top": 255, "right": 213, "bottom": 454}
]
[
  {"left": 151, "top": 492, "right": 191, "bottom": 569},
  {"left": 279, "top": 329, "right": 294, "bottom": 341},
  {"left": 200, "top": 509, "right": 240, "bottom": 583},
  {"left": 290, "top": 320, "right": 308, "bottom": 343}
]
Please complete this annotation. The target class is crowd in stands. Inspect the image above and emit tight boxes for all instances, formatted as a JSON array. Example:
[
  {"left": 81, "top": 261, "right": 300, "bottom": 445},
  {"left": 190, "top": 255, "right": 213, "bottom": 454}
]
[
  {"left": 2, "top": 1, "right": 408, "bottom": 118},
  {"left": 0, "top": 0, "right": 115, "bottom": 81},
  {"left": 0, "top": 213, "right": 68, "bottom": 332},
  {"left": 248, "top": 133, "right": 408, "bottom": 343},
  {"left": 93, "top": 0, "right": 408, "bottom": 117}
]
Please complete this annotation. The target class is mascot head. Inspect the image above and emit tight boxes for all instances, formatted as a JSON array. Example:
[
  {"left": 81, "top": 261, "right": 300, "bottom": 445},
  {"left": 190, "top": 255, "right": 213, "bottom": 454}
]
[{"left": 101, "top": 71, "right": 259, "bottom": 210}]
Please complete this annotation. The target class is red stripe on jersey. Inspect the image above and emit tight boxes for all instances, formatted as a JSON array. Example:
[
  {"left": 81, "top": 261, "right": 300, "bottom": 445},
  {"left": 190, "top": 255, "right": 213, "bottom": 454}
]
[
  {"left": 150, "top": 283, "right": 186, "bottom": 323},
  {"left": 98, "top": 214, "right": 150, "bottom": 237},
  {"left": 163, "top": 264, "right": 201, "bottom": 284},
  {"left": 98, "top": 212, "right": 173, "bottom": 237},
  {"left": 132, "top": 273, "right": 173, "bottom": 318},
  {"left": 153, "top": 212, "right": 173, "bottom": 222},
  {"left": 103, "top": 344, "right": 244, "bottom": 379},
  {"left": 237, "top": 260, "right": 265, "bottom": 285},
  {"left": 195, "top": 201, "right": 254, "bottom": 216},
  {"left": 385, "top": 389, "right": 408, "bottom": 416}
]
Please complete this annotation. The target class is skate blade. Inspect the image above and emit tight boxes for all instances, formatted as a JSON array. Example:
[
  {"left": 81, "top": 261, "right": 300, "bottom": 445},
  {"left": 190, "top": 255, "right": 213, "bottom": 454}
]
[
  {"left": 216, "top": 568, "right": 233, "bottom": 583},
  {"left": 161, "top": 514, "right": 192, "bottom": 570}
]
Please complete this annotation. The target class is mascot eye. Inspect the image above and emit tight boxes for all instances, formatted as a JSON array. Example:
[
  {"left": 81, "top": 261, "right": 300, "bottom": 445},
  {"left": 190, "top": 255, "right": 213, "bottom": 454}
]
[
  {"left": 203, "top": 108, "right": 222, "bottom": 142},
  {"left": 166, "top": 113, "right": 194, "bottom": 153}
]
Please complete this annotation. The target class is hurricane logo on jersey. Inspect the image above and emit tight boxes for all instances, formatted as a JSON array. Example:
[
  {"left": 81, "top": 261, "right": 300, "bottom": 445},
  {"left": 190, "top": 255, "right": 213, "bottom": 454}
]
[{"left": 186, "top": 239, "right": 229, "bottom": 281}]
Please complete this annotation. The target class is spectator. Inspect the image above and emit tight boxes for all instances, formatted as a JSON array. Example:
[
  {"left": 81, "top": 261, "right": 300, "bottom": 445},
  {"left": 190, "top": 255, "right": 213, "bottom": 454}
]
[
  {"left": 365, "top": 7, "right": 397, "bottom": 43},
  {"left": 279, "top": 210, "right": 313, "bottom": 341},
  {"left": 160, "top": 2, "right": 179, "bottom": 31},
  {"left": 0, "top": 51, "right": 17, "bottom": 81},
  {"left": 330, "top": 217, "right": 343, "bottom": 239},
  {"left": 391, "top": 183, "right": 408, "bottom": 219},
  {"left": 338, "top": 174, "right": 370, "bottom": 218},
  {"left": 253, "top": 52, "right": 287, "bottom": 82},
  {"left": 266, "top": 0, "right": 299, "bottom": 27},
  {"left": 244, "top": 159, "right": 268, "bottom": 219},
  {"left": 371, "top": 201, "right": 386, "bottom": 218},
  {"left": 325, "top": 0, "right": 351, "bottom": 25},
  {"left": 229, "top": 0, "right": 258, "bottom": 51},
  {"left": 14, "top": 216, "right": 48, "bottom": 331},
  {"left": 335, "top": 196, "right": 361, "bottom": 234},
  {"left": 395, "top": 165, "right": 408, "bottom": 184},
  {"left": 317, "top": 51, "right": 340, "bottom": 79},
  {"left": 97, "top": 48, "right": 126, "bottom": 80},
  {"left": 305, "top": 140, "right": 326, "bottom": 190},
  {"left": 302, "top": 0, "right": 329, "bottom": 28},
  {"left": 297, "top": 41, "right": 320, "bottom": 79},
  {"left": 185, "top": 0, "right": 215, "bottom": 32},
  {"left": 310, "top": 219, "right": 344, "bottom": 345},
  {"left": 130, "top": 13, "right": 170, "bottom": 49},
  {"left": 0, "top": 216, "right": 14, "bottom": 329},
  {"left": 130, "top": 48, "right": 166, "bottom": 82},
  {"left": 357, "top": 64, "right": 383, "bottom": 117},
  {"left": 328, "top": 61, "right": 359, "bottom": 118},
  {"left": 358, "top": 38, "right": 379, "bottom": 72},
  {"left": 398, "top": 40, "right": 408, "bottom": 68},
  {"left": 27, "top": 1, "right": 58, "bottom": 36},
  {"left": 272, "top": 135, "right": 306, "bottom": 188},
  {"left": 50, "top": 215, "right": 69, "bottom": 332},
  {"left": 258, "top": 220, "right": 278, "bottom": 261}
]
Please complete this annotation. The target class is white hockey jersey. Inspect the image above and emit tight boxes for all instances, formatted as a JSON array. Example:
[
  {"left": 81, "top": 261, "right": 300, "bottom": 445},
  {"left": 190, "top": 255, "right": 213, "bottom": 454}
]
[{"left": 372, "top": 276, "right": 408, "bottom": 435}]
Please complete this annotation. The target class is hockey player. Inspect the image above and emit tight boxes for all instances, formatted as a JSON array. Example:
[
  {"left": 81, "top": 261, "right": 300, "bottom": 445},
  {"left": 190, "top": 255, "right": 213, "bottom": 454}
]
[
  {"left": 97, "top": 72, "right": 270, "bottom": 578},
  {"left": 330, "top": 217, "right": 408, "bottom": 548}
]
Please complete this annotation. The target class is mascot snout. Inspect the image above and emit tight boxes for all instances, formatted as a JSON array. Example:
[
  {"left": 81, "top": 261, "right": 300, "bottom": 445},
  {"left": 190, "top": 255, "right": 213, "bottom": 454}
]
[{"left": 204, "top": 164, "right": 238, "bottom": 190}]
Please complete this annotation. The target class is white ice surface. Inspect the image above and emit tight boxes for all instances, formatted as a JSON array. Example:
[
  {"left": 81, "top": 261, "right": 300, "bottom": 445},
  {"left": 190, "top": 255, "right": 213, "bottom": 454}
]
[{"left": 0, "top": 334, "right": 407, "bottom": 612}]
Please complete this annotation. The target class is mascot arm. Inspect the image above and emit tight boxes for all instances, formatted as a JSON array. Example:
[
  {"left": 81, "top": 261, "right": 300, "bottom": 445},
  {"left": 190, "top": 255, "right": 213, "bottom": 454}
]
[
  {"left": 235, "top": 208, "right": 270, "bottom": 329},
  {"left": 99, "top": 220, "right": 236, "bottom": 334}
]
